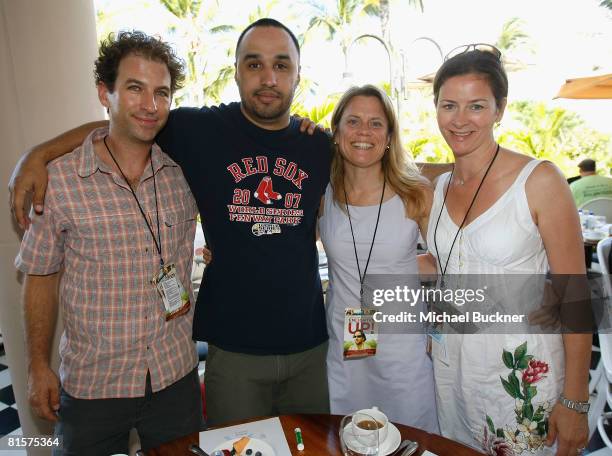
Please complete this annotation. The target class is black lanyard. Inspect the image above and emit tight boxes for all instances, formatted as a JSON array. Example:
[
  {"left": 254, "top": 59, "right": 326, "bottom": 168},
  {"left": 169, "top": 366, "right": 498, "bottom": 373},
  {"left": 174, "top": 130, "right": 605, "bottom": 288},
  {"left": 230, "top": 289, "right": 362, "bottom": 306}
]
[
  {"left": 433, "top": 143, "right": 500, "bottom": 277},
  {"left": 103, "top": 136, "right": 164, "bottom": 266},
  {"left": 344, "top": 179, "right": 386, "bottom": 302}
]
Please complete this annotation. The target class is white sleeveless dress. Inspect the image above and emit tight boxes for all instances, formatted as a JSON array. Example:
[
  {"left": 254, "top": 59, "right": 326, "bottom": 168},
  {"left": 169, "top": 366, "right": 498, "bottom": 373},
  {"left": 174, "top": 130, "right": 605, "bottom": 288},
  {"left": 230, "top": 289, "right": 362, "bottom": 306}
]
[
  {"left": 426, "top": 160, "right": 564, "bottom": 455},
  {"left": 320, "top": 184, "right": 439, "bottom": 431}
]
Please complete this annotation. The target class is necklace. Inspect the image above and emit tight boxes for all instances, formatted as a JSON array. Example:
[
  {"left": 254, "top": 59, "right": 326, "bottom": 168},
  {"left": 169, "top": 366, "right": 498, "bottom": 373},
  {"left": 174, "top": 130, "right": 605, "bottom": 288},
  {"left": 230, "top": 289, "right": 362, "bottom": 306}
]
[
  {"left": 103, "top": 136, "right": 164, "bottom": 266},
  {"left": 453, "top": 150, "right": 498, "bottom": 185},
  {"left": 344, "top": 178, "right": 386, "bottom": 305},
  {"left": 433, "top": 143, "right": 500, "bottom": 278}
]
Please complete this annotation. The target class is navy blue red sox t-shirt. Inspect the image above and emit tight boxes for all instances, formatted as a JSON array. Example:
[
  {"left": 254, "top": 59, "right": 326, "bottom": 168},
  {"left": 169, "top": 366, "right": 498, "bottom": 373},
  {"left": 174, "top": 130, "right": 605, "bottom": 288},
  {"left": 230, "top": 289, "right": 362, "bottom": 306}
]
[{"left": 157, "top": 102, "right": 331, "bottom": 355}]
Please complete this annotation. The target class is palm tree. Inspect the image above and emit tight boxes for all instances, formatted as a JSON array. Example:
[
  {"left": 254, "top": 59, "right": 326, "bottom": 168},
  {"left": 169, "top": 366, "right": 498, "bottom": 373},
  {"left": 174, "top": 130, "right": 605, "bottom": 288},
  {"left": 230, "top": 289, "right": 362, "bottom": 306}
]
[
  {"left": 496, "top": 17, "right": 530, "bottom": 53},
  {"left": 600, "top": 0, "right": 612, "bottom": 11},
  {"left": 367, "top": 0, "right": 424, "bottom": 44},
  {"left": 495, "top": 17, "right": 533, "bottom": 61},
  {"left": 303, "top": 0, "right": 425, "bottom": 66},
  {"left": 297, "top": 0, "right": 427, "bottom": 120},
  {"left": 303, "top": 0, "right": 382, "bottom": 73},
  {"left": 160, "top": 0, "right": 283, "bottom": 106},
  {"left": 159, "top": 0, "right": 236, "bottom": 106}
]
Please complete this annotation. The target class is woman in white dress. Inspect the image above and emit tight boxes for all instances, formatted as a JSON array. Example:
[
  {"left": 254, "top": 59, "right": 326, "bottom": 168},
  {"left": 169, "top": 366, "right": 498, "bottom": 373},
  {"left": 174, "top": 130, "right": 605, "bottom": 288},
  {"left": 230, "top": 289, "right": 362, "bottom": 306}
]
[
  {"left": 319, "top": 85, "right": 439, "bottom": 431},
  {"left": 419, "top": 45, "right": 590, "bottom": 455}
]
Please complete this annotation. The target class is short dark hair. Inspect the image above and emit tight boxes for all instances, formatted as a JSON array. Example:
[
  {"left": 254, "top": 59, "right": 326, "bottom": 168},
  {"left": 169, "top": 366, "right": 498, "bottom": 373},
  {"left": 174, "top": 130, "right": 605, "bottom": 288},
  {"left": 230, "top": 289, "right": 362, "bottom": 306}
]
[
  {"left": 235, "top": 18, "right": 300, "bottom": 60},
  {"left": 578, "top": 159, "right": 596, "bottom": 172},
  {"left": 433, "top": 50, "right": 508, "bottom": 108},
  {"left": 94, "top": 31, "right": 185, "bottom": 94}
]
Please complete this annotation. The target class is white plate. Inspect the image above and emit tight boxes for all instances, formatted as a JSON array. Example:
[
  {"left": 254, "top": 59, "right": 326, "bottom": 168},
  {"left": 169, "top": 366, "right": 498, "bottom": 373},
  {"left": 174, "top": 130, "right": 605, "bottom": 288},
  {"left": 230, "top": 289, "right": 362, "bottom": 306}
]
[
  {"left": 583, "top": 230, "right": 606, "bottom": 242},
  {"left": 212, "top": 437, "right": 275, "bottom": 456},
  {"left": 342, "top": 422, "right": 401, "bottom": 456}
]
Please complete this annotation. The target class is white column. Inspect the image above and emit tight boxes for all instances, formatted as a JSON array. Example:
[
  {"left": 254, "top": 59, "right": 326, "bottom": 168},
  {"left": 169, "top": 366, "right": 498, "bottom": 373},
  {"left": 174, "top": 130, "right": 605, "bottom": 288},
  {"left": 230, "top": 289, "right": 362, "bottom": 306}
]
[{"left": 0, "top": 1, "right": 102, "bottom": 453}]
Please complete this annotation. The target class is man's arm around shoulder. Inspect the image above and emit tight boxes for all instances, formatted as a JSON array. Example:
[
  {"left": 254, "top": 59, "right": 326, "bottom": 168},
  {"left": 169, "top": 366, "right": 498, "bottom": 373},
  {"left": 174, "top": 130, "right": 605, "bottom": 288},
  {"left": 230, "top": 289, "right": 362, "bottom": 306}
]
[{"left": 9, "top": 121, "right": 107, "bottom": 229}]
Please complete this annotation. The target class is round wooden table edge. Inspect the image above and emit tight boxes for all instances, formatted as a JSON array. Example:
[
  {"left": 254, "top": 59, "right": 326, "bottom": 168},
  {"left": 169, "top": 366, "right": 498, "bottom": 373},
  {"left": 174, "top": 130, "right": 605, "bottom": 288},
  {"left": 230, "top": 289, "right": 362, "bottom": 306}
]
[{"left": 148, "top": 413, "right": 486, "bottom": 455}]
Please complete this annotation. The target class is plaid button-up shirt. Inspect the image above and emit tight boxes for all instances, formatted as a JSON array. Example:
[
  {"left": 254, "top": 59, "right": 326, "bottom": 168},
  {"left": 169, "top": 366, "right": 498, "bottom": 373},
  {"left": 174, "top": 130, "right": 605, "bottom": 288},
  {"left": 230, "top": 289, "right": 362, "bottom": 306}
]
[{"left": 15, "top": 127, "right": 198, "bottom": 399}]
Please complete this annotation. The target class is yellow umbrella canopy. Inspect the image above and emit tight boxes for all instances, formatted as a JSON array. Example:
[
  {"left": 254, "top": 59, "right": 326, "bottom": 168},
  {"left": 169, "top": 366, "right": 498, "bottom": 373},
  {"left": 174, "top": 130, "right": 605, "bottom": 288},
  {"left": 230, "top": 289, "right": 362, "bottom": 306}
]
[{"left": 555, "top": 73, "right": 612, "bottom": 99}]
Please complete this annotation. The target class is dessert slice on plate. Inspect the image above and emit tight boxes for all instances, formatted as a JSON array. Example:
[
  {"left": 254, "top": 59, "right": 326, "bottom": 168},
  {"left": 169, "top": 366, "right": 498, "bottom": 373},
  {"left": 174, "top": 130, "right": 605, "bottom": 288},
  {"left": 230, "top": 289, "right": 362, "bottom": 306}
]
[{"left": 233, "top": 436, "right": 250, "bottom": 455}]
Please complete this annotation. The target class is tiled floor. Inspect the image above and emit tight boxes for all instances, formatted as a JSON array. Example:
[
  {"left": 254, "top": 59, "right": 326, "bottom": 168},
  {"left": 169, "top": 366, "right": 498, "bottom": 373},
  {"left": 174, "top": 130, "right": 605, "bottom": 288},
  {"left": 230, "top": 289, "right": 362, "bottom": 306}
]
[
  {"left": 0, "top": 353, "right": 20, "bottom": 437},
  {"left": 0, "top": 347, "right": 25, "bottom": 455}
]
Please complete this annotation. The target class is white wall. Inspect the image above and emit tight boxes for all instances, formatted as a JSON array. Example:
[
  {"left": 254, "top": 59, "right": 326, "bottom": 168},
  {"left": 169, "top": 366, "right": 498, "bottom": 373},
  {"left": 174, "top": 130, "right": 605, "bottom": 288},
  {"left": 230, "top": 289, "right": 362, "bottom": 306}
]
[{"left": 0, "top": 1, "right": 102, "bottom": 453}]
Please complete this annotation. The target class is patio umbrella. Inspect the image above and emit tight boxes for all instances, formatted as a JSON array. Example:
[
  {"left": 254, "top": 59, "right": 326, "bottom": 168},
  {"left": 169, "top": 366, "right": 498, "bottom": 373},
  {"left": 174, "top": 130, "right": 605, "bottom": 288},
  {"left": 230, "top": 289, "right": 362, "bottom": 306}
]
[{"left": 555, "top": 73, "right": 612, "bottom": 99}]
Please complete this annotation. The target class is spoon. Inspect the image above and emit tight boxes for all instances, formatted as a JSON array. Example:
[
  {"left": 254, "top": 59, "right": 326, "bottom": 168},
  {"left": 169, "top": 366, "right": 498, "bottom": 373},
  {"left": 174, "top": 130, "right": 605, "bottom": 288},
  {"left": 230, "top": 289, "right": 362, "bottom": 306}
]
[
  {"left": 399, "top": 440, "right": 419, "bottom": 456},
  {"left": 390, "top": 439, "right": 419, "bottom": 456},
  {"left": 188, "top": 444, "right": 211, "bottom": 456}
]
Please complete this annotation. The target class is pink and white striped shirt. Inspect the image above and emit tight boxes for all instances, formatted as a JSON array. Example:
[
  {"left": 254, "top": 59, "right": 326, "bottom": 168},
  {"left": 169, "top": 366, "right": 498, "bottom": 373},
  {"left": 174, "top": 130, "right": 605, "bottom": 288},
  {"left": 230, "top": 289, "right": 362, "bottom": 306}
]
[{"left": 16, "top": 127, "right": 198, "bottom": 399}]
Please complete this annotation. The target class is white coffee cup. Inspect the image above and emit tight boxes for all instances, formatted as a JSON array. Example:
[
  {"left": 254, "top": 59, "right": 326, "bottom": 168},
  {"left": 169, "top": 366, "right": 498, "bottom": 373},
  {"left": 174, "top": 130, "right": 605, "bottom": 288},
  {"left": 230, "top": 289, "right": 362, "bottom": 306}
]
[{"left": 352, "top": 407, "right": 389, "bottom": 443}]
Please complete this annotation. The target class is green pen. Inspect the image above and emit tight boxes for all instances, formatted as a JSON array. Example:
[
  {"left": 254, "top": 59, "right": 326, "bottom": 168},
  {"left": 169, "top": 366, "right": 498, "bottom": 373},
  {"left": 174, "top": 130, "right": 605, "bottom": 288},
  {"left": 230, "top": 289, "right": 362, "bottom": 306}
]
[{"left": 294, "top": 427, "right": 304, "bottom": 451}]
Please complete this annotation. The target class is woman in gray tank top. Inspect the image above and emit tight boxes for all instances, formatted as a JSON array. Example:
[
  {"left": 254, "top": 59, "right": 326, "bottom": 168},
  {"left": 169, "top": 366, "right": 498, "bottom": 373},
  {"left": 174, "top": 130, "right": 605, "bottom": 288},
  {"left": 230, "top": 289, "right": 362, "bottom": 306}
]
[{"left": 319, "top": 85, "right": 439, "bottom": 434}]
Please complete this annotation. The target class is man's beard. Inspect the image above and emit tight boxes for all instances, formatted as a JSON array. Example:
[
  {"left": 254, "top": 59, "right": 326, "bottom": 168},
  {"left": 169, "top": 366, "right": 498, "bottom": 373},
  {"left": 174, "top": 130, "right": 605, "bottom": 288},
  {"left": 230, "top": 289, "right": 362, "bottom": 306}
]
[{"left": 242, "top": 89, "right": 293, "bottom": 123}]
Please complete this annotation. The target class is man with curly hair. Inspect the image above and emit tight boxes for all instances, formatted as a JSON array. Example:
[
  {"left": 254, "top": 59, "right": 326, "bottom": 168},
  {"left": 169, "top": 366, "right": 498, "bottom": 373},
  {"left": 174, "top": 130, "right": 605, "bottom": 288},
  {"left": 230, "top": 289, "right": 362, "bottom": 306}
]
[{"left": 14, "top": 31, "right": 202, "bottom": 455}]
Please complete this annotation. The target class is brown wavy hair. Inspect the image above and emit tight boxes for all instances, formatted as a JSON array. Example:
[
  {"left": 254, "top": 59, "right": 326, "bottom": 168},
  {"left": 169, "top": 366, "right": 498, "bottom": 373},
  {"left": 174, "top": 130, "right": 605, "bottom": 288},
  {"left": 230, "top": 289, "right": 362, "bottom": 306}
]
[
  {"left": 94, "top": 31, "right": 185, "bottom": 94},
  {"left": 330, "top": 85, "right": 429, "bottom": 219}
]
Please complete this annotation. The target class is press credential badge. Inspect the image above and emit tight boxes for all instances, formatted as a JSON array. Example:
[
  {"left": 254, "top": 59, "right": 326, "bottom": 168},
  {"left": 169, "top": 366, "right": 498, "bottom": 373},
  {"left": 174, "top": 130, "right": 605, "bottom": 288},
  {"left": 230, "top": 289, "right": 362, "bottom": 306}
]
[{"left": 152, "top": 263, "right": 190, "bottom": 320}]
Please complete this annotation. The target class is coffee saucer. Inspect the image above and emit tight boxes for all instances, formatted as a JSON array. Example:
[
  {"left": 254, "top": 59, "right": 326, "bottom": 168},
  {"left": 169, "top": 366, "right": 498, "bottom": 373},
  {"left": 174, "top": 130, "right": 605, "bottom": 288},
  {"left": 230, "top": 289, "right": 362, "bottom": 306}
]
[
  {"left": 342, "top": 422, "right": 400, "bottom": 456},
  {"left": 380, "top": 422, "right": 401, "bottom": 456}
]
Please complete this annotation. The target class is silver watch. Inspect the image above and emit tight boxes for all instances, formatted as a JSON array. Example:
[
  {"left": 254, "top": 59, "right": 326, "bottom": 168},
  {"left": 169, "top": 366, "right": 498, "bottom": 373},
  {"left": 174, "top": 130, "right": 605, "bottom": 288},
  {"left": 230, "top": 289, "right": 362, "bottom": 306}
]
[{"left": 558, "top": 394, "right": 590, "bottom": 414}]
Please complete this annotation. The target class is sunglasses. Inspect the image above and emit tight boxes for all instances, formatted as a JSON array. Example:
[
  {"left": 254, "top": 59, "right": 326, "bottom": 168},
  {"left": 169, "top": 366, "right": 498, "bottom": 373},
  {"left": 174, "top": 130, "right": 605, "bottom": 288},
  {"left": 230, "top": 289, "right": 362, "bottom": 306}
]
[
  {"left": 445, "top": 43, "right": 502, "bottom": 61},
  {"left": 353, "top": 334, "right": 364, "bottom": 339}
]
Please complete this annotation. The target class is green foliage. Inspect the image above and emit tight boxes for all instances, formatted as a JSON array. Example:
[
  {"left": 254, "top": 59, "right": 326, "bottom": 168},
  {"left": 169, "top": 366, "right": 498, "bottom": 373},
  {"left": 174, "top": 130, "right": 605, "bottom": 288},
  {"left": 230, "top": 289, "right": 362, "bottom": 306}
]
[
  {"left": 402, "top": 104, "right": 454, "bottom": 164},
  {"left": 159, "top": 0, "right": 202, "bottom": 19},
  {"left": 247, "top": 0, "right": 279, "bottom": 24},
  {"left": 501, "top": 375, "right": 517, "bottom": 397},
  {"left": 95, "top": 0, "right": 611, "bottom": 176},
  {"left": 486, "top": 415, "right": 495, "bottom": 435},
  {"left": 495, "top": 17, "right": 531, "bottom": 55},
  {"left": 303, "top": 0, "right": 382, "bottom": 62},
  {"left": 500, "top": 101, "right": 612, "bottom": 176},
  {"left": 516, "top": 355, "right": 533, "bottom": 370},
  {"left": 509, "top": 372, "right": 521, "bottom": 397},
  {"left": 156, "top": 0, "right": 237, "bottom": 106},
  {"left": 522, "top": 401, "right": 534, "bottom": 420},
  {"left": 292, "top": 94, "right": 341, "bottom": 127},
  {"left": 525, "top": 385, "right": 537, "bottom": 401},
  {"left": 502, "top": 349, "right": 514, "bottom": 369},
  {"left": 289, "top": 89, "right": 611, "bottom": 176},
  {"left": 202, "top": 64, "right": 235, "bottom": 102},
  {"left": 514, "top": 341, "right": 527, "bottom": 362}
]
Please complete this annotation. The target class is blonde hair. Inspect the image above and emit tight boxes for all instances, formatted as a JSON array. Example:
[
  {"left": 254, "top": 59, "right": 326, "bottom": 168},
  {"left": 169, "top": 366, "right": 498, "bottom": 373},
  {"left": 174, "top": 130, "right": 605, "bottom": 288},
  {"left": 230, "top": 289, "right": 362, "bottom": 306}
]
[{"left": 330, "top": 84, "right": 428, "bottom": 219}]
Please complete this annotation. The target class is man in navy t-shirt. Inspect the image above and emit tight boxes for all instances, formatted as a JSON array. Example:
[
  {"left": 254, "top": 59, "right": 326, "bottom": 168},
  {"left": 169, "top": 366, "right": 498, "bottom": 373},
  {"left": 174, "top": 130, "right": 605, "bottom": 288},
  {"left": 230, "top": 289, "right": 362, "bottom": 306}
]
[{"left": 155, "top": 19, "right": 331, "bottom": 425}]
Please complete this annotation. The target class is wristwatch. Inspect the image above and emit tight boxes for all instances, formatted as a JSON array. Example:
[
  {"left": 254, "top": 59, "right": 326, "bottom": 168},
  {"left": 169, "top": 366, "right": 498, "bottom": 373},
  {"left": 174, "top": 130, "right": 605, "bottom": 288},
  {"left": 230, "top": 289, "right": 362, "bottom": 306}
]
[{"left": 558, "top": 394, "right": 590, "bottom": 414}]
